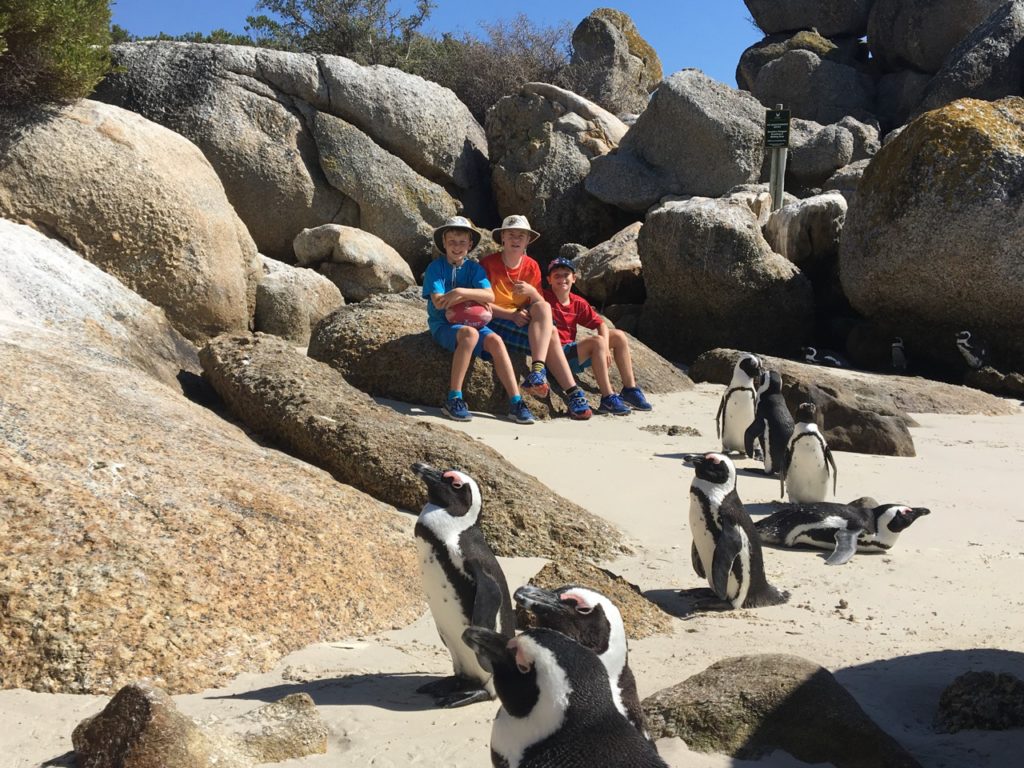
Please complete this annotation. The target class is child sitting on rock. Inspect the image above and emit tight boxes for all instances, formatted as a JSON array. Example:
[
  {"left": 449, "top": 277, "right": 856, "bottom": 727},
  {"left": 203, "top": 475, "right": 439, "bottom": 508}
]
[
  {"left": 543, "top": 256, "right": 652, "bottom": 414},
  {"left": 422, "top": 216, "right": 536, "bottom": 424},
  {"left": 480, "top": 215, "right": 593, "bottom": 420}
]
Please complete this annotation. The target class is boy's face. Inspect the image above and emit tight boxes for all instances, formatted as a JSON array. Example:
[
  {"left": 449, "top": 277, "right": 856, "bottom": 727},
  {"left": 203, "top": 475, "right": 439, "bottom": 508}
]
[
  {"left": 443, "top": 230, "right": 473, "bottom": 262},
  {"left": 500, "top": 229, "right": 531, "bottom": 250},
  {"left": 547, "top": 267, "right": 575, "bottom": 294}
]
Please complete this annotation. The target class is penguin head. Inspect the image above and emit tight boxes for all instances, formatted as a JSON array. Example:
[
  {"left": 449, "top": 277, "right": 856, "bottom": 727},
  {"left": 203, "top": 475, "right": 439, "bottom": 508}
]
[
  {"left": 411, "top": 463, "right": 482, "bottom": 522},
  {"left": 801, "top": 346, "right": 817, "bottom": 362},
  {"left": 690, "top": 452, "right": 736, "bottom": 487},
  {"left": 514, "top": 585, "right": 624, "bottom": 662},
  {"left": 892, "top": 337, "right": 904, "bottom": 348},
  {"left": 876, "top": 504, "right": 930, "bottom": 534},
  {"left": 759, "top": 369, "right": 782, "bottom": 396},
  {"left": 795, "top": 402, "right": 818, "bottom": 425},
  {"left": 736, "top": 353, "right": 761, "bottom": 380},
  {"left": 956, "top": 330, "right": 972, "bottom": 344}
]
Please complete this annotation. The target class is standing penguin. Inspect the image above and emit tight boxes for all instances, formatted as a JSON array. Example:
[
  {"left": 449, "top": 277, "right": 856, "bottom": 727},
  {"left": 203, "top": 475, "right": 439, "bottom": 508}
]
[
  {"left": 756, "top": 499, "right": 931, "bottom": 565},
  {"left": 891, "top": 337, "right": 908, "bottom": 372},
  {"left": 780, "top": 403, "right": 838, "bottom": 503},
  {"left": 956, "top": 330, "right": 987, "bottom": 369},
  {"left": 716, "top": 353, "right": 762, "bottom": 454},
  {"left": 688, "top": 453, "right": 789, "bottom": 609},
  {"left": 411, "top": 462, "right": 515, "bottom": 707},
  {"left": 463, "top": 626, "right": 669, "bottom": 768},
  {"left": 743, "top": 369, "right": 794, "bottom": 475},
  {"left": 513, "top": 584, "right": 649, "bottom": 739}
]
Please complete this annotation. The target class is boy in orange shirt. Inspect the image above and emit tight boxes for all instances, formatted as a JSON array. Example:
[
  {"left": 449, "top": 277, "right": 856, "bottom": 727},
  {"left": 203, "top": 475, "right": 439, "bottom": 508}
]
[{"left": 480, "top": 215, "right": 592, "bottom": 420}]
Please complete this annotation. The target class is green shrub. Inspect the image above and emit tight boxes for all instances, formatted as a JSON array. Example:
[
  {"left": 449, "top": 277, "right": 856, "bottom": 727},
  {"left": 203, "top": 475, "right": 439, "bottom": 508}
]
[{"left": 0, "top": 0, "right": 112, "bottom": 109}]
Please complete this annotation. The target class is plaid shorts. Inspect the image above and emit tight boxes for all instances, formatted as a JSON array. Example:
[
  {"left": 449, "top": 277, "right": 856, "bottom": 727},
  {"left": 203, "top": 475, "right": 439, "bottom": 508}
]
[{"left": 487, "top": 318, "right": 533, "bottom": 354}]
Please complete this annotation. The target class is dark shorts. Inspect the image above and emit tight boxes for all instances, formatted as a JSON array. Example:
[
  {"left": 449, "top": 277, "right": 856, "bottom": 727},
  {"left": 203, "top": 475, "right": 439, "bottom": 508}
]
[
  {"left": 563, "top": 342, "right": 591, "bottom": 375},
  {"left": 487, "top": 318, "right": 533, "bottom": 355},
  {"left": 430, "top": 322, "right": 494, "bottom": 361}
]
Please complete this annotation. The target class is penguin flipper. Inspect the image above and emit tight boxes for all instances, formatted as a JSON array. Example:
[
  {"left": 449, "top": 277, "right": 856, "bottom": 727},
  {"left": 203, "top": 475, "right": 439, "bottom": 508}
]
[
  {"left": 710, "top": 525, "right": 744, "bottom": 601},
  {"left": 743, "top": 418, "right": 762, "bottom": 459},
  {"left": 691, "top": 541, "right": 705, "bottom": 579},
  {"left": 438, "top": 687, "right": 493, "bottom": 708},
  {"left": 468, "top": 562, "right": 509, "bottom": 638},
  {"left": 715, "top": 396, "right": 725, "bottom": 439},
  {"left": 825, "top": 446, "right": 838, "bottom": 496},
  {"left": 826, "top": 529, "right": 859, "bottom": 566}
]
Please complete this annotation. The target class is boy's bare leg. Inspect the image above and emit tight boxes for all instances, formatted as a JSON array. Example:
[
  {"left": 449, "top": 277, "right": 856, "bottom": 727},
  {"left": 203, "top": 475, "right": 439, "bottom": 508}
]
[
  {"left": 608, "top": 329, "right": 637, "bottom": 389},
  {"left": 544, "top": 327, "right": 579, "bottom": 390},
  {"left": 484, "top": 334, "right": 521, "bottom": 397},
  {"left": 526, "top": 301, "right": 553, "bottom": 364},
  {"left": 576, "top": 336, "right": 614, "bottom": 396},
  {"left": 450, "top": 326, "right": 479, "bottom": 391}
]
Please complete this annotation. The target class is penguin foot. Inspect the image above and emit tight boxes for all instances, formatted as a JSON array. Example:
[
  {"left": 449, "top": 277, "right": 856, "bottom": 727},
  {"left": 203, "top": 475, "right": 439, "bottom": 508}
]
[{"left": 437, "top": 688, "right": 493, "bottom": 708}]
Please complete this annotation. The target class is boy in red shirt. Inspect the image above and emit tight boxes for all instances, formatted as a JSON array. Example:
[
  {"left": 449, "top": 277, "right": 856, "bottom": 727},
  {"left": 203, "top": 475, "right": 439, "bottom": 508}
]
[
  {"left": 543, "top": 257, "right": 653, "bottom": 415},
  {"left": 480, "top": 215, "right": 592, "bottom": 420}
]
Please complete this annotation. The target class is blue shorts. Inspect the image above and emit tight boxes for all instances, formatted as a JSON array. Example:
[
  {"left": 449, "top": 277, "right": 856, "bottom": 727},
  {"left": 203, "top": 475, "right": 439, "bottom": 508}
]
[
  {"left": 487, "top": 318, "right": 533, "bottom": 355},
  {"left": 430, "top": 322, "right": 494, "bottom": 361},
  {"left": 563, "top": 342, "right": 592, "bottom": 375}
]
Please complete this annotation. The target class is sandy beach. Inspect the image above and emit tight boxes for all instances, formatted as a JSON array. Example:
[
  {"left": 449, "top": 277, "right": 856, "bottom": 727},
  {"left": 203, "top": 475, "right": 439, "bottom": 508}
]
[{"left": 5, "top": 383, "right": 1024, "bottom": 767}]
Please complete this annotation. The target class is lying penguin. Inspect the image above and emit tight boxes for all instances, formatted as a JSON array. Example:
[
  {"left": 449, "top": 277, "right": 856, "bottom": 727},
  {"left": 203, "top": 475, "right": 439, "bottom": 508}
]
[
  {"left": 514, "top": 584, "right": 649, "bottom": 739},
  {"left": 411, "top": 463, "right": 514, "bottom": 707},
  {"left": 801, "top": 345, "right": 848, "bottom": 368},
  {"left": 688, "top": 453, "right": 789, "bottom": 609},
  {"left": 463, "top": 626, "right": 669, "bottom": 768},
  {"left": 755, "top": 499, "right": 931, "bottom": 565}
]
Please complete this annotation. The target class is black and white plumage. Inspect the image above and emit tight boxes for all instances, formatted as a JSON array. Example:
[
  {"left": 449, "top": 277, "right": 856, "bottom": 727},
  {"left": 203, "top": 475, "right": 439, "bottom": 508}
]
[
  {"left": 780, "top": 402, "right": 838, "bottom": 503},
  {"left": 412, "top": 463, "right": 515, "bottom": 708},
  {"left": 956, "top": 330, "right": 987, "bottom": 369},
  {"left": 463, "top": 626, "right": 668, "bottom": 768},
  {"left": 801, "top": 346, "right": 847, "bottom": 368},
  {"left": 514, "top": 585, "right": 648, "bottom": 740},
  {"left": 891, "top": 337, "right": 908, "bottom": 372},
  {"left": 743, "top": 369, "right": 795, "bottom": 475},
  {"left": 715, "top": 353, "right": 762, "bottom": 454},
  {"left": 688, "top": 453, "right": 789, "bottom": 609},
  {"left": 756, "top": 500, "right": 931, "bottom": 565}
]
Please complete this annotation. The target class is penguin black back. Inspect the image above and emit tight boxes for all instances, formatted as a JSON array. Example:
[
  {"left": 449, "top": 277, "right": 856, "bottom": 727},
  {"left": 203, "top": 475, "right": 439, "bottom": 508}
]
[{"left": 743, "top": 369, "right": 794, "bottom": 475}]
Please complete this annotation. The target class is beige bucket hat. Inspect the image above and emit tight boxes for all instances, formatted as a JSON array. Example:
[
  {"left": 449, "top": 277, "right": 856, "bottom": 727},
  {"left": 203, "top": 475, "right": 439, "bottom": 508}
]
[
  {"left": 433, "top": 215, "right": 482, "bottom": 253},
  {"left": 491, "top": 214, "right": 540, "bottom": 244}
]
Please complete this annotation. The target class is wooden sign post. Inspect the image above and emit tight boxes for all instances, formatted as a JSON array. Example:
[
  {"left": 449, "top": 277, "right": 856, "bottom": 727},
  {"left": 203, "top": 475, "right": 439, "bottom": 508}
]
[{"left": 765, "top": 105, "right": 790, "bottom": 211}]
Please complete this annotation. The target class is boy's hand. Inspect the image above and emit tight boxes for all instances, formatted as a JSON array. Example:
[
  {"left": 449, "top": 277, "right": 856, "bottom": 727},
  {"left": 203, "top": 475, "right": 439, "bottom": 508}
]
[
  {"left": 438, "top": 289, "right": 466, "bottom": 308},
  {"left": 511, "top": 308, "right": 530, "bottom": 327},
  {"left": 511, "top": 280, "right": 541, "bottom": 303}
]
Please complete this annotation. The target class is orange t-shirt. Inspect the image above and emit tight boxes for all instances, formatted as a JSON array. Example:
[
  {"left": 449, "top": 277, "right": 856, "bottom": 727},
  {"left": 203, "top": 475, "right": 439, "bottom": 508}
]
[{"left": 479, "top": 252, "right": 543, "bottom": 310}]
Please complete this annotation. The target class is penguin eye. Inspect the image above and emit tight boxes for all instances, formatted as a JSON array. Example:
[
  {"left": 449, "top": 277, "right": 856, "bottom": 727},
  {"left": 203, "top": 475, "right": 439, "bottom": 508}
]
[{"left": 442, "top": 471, "right": 464, "bottom": 489}]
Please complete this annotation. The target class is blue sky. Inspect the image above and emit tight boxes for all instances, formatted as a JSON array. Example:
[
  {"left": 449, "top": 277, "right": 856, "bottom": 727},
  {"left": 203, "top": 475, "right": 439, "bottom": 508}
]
[{"left": 109, "top": 1, "right": 763, "bottom": 88}]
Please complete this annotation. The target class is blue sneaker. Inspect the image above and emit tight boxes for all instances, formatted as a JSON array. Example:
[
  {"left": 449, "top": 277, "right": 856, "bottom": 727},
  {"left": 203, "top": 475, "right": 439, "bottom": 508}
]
[
  {"left": 567, "top": 390, "right": 593, "bottom": 421},
  {"left": 621, "top": 387, "right": 652, "bottom": 411},
  {"left": 508, "top": 399, "right": 536, "bottom": 425},
  {"left": 521, "top": 369, "right": 550, "bottom": 398},
  {"left": 442, "top": 396, "right": 472, "bottom": 422},
  {"left": 598, "top": 393, "right": 632, "bottom": 415}
]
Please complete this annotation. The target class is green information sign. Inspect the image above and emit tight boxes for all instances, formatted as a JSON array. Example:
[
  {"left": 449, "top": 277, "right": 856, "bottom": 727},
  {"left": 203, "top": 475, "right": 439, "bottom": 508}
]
[{"left": 765, "top": 108, "right": 791, "bottom": 148}]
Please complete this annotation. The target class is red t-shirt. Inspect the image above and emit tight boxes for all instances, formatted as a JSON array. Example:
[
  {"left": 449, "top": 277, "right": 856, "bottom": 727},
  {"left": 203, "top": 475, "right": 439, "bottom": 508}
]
[
  {"left": 480, "top": 252, "right": 543, "bottom": 310},
  {"left": 543, "top": 289, "right": 603, "bottom": 346}
]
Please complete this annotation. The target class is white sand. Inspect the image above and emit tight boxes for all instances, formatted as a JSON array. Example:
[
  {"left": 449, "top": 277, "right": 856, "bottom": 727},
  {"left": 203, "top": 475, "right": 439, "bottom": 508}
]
[{"left": 5, "top": 385, "right": 1024, "bottom": 767}]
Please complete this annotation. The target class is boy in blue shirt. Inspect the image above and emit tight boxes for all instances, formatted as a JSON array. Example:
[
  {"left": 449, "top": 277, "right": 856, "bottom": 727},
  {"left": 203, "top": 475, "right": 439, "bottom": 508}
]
[{"left": 423, "top": 216, "right": 536, "bottom": 424}]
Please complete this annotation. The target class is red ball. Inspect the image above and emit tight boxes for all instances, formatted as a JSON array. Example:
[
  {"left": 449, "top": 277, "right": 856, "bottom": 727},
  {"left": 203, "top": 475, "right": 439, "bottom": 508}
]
[{"left": 445, "top": 301, "right": 493, "bottom": 329}]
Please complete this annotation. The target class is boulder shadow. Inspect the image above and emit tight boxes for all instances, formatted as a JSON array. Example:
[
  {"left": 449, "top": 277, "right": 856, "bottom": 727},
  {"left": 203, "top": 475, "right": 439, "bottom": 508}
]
[{"left": 206, "top": 672, "right": 445, "bottom": 712}]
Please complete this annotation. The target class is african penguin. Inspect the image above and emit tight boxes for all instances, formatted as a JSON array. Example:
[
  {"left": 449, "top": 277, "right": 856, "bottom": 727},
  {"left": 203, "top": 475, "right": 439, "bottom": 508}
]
[
  {"left": 412, "top": 462, "right": 515, "bottom": 707},
  {"left": 756, "top": 499, "right": 931, "bottom": 565},
  {"left": 743, "top": 369, "right": 794, "bottom": 475},
  {"left": 514, "top": 584, "right": 649, "bottom": 740},
  {"left": 956, "top": 330, "right": 987, "bottom": 369},
  {"left": 891, "top": 337, "right": 908, "bottom": 372},
  {"left": 462, "top": 626, "right": 668, "bottom": 768},
  {"left": 716, "top": 353, "right": 762, "bottom": 454},
  {"left": 801, "top": 346, "right": 847, "bottom": 368},
  {"left": 688, "top": 453, "right": 789, "bottom": 609},
  {"left": 780, "top": 402, "right": 838, "bottom": 503}
]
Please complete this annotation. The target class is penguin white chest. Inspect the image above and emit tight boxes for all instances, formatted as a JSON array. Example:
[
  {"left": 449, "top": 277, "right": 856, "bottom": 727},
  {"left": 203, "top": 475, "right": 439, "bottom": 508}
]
[
  {"left": 722, "top": 390, "right": 755, "bottom": 452},
  {"left": 689, "top": 493, "right": 719, "bottom": 581},
  {"left": 786, "top": 438, "right": 830, "bottom": 502}
]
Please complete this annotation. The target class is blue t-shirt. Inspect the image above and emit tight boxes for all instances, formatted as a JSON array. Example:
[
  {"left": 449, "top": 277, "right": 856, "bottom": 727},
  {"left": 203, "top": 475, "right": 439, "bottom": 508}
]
[{"left": 422, "top": 257, "right": 491, "bottom": 332}]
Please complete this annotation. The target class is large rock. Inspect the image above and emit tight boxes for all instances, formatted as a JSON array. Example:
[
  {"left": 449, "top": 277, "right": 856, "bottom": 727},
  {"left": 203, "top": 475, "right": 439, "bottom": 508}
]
[
  {"left": 570, "top": 8, "right": 662, "bottom": 115},
  {"left": 916, "top": 0, "right": 1024, "bottom": 115},
  {"left": 95, "top": 42, "right": 491, "bottom": 261},
  {"left": 839, "top": 97, "right": 1024, "bottom": 371},
  {"left": 635, "top": 199, "right": 814, "bottom": 361},
  {"left": 867, "top": 0, "right": 1006, "bottom": 74},
  {"left": 586, "top": 70, "right": 766, "bottom": 211},
  {"left": 0, "top": 100, "right": 260, "bottom": 343},
  {"left": 486, "top": 84, "right": 633, "bottom": 262},
  {"left": 877, "top": 70, "right": 934, "bottom": 129},
  {"left": 293, "top": 224, "right": 415, "bottom": 301},
  {"left": 785, "top": 119, "right": 855, "bottom": 190},
  {"left": 254, "top": 256, "right": 343, "bottom": 345},
  {"left": 764, "top": 193, "right": 847, "bottom": 271},
  {"left": 306, "top": 291, "right": 692, "bottom": 415},
  {"left": 199, "top": 332, "right": 627, "bottom": 562},
  {"left": 0, "top": 222, "right": 420, "bottom": 695},
  {"left": 752, "top": 49, "right": 877, "bottom": 126},
  {"left": 573, "top": 222, "right": 646, "bottom": 306},
  {"left": 736, "top": 30, "right": 866, "bottom": 93},
  {"left": 643, "top": 654, "right": 923, "bottom": 768},
  {"left": 744, "top": 0, "right": 873, "bottom": 37}
]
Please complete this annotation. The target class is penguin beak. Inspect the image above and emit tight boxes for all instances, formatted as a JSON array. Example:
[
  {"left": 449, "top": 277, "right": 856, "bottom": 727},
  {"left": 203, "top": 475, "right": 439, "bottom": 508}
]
[
  {"left": 514, "top": 585, "right": 571, "bottom": 617},
  {"left": 462, "top": 626, "right": 511, "bottom": 671},
  {"left": 412, "top": 462, "right": 442, "bottom": 483}
]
